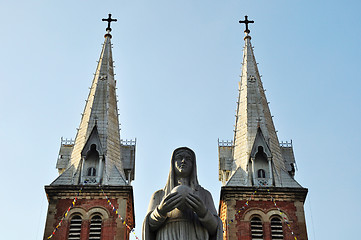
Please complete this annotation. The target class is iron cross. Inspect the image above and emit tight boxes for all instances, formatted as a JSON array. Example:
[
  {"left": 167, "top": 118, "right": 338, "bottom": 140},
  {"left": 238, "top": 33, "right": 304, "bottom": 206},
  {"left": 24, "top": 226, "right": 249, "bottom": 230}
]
[
  {"left": 102, "top": 14, "right": 117, "bottom": 32},
  {"left": 239, "top": 15, "right": 254, "bottom": 33}
]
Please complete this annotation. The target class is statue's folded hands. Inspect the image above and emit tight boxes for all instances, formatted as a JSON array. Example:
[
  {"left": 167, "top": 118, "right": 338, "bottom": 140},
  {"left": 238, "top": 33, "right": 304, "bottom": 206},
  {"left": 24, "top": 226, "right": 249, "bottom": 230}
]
[{"left": 158, "top": 192, "right": 183, "bottom": 217}]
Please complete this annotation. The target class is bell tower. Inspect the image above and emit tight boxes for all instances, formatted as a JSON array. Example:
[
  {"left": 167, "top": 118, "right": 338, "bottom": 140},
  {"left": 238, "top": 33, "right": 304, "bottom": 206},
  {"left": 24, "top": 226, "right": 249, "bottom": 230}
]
[
  {"left": 43, "top": 14, "right": 136, "bottom": 240},
  {"left": 218, "top": 16, "right": 308, "bottom": 240}
]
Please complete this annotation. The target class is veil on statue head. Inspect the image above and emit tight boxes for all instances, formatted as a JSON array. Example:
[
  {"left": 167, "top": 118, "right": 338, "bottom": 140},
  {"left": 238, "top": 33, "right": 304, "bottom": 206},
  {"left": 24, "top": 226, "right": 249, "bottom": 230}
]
[{"left": 163, "top": 147, "right": 200, "bottom": 195}]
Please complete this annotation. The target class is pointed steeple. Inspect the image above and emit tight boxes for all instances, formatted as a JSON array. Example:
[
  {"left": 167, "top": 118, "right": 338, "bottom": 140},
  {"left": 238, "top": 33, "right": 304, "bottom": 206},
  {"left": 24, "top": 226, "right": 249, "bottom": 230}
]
[
  {"left": 52, "top": 16, "right": 135, "bottom": 186},
  {"left": 219, "top": 16, "right": 300, "bottom": 188}
]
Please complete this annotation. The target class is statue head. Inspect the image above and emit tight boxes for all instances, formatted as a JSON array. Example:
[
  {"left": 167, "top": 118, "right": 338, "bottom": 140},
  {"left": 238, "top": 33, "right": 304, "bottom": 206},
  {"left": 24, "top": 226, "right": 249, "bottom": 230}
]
[
  {"left": 163, "top": 147, "right": 199, "bottom": 195},
  {"left": 173, "top": 148, "right": 194, "bottom": 178}
]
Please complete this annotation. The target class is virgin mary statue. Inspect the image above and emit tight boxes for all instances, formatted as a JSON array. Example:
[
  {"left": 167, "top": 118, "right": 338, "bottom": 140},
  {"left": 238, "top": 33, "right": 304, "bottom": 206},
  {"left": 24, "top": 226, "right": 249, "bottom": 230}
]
[{"left": 142, "top": 147, "right": 223, "bottom": 240}]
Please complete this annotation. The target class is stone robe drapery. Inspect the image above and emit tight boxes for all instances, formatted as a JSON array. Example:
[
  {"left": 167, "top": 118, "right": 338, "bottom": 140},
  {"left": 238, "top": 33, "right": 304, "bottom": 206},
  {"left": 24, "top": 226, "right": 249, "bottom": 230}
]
[{"left": 142, "top": 147, "right": 223, "bottom": 240}]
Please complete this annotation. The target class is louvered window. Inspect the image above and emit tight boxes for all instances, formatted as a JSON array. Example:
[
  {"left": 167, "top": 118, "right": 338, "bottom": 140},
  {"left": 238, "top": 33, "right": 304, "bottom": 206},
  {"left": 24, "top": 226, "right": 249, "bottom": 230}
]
[
  {"left": 89, "top": 215, "right": 102, "bottom": 240},
  {"left": 271, "top": 217, "right": 283, "bottom": 239},
  {"left": 68, "top": 215, "right": 82, "bottom": 240},
  {"left": 251, "top": 216, "right": 263, "bottom": 240}
]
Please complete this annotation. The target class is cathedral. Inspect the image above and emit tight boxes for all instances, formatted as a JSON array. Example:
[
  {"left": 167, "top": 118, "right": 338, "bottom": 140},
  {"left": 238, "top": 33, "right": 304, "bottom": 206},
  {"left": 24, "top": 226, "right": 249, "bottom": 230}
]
[{"left": 42, "top": 15, "right": 308, "bottom": 240}]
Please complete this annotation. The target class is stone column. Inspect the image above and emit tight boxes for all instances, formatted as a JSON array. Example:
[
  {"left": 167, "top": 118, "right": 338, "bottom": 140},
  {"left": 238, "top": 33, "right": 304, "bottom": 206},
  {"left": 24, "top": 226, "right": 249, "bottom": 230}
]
[
  {"left": 98, "top": 156, "right": 104, "bottom": 183},
  {"left": 80, "top": 219, "right": 90, "bottom": 240},
  {"left": 251, "top": 157, "right": 256, "bottom": 185},
  {"left": 267, "top": 157, "right": 273, "bottom": 185},
  {"left": 80, "top": 156, "right": 85, "bottom": 184}
]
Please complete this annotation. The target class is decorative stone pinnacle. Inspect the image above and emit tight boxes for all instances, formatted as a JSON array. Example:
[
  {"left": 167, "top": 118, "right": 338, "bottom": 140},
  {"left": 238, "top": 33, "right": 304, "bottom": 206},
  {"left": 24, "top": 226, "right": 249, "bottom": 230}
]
[
  {"left": 239, "top": 15, "right": 254, "bottom": 34},
  {"left": 102, "top": 13, "right": 117, "bottom": 32}
]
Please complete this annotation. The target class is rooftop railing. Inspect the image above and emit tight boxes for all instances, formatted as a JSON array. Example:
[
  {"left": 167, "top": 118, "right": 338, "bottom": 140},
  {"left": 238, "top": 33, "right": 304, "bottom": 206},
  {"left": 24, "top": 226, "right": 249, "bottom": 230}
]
[
  {"left": 61, "top": 137, "right": 75, "bottom": 146},
  {"left": 279, "top": 140, "right": 292, "bottom": 147},
  {"left": 218, "top": 139, "right": 234, "bottom": 147},
  {"left": 121, "top": 139, "right": 136, "bottom": 146}
]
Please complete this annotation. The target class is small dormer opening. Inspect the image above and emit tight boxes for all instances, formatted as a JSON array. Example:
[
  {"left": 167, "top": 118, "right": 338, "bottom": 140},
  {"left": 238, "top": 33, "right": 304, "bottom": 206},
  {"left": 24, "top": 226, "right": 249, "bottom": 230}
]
[
  {"left": 82, "top": 144, "right": 102, "bottom": 184},
  {"left": 255, "top": 146, "right": 268, "bottom": 171},
  {"left": 87, "top": 144, "right": 99, "bottom": 159},
  {"left": 87, "top": 167, "right": 96, "bottom": 176},
  {"left": 253, "top": 145, "right": 271, "bottom": 186},
  {"left": 256, "top": 146, "right": 267, "bottom": 159},
  {"left": 257, "top": 169, "right": 266, "bottom": 178},
  {"left": 288, "top": 163, "right": 295, "bottom": 177}
]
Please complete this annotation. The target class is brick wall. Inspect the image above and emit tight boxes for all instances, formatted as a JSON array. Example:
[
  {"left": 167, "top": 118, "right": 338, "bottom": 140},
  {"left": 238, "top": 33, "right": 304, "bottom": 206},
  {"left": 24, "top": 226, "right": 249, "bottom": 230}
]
[
  {"left": 219, "top": 187, "right": 308, "bottom": 240},
  {"left": 43, "top": 186, "right": 134, "bottom": 240}
]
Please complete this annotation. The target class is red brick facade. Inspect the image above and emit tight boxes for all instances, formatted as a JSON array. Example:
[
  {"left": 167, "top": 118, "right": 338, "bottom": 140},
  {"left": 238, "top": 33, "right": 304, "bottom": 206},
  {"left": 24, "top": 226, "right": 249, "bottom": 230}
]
[
  {"left": 219, "top": 187, "right": 308, "bottom": 240},
  {"left": 43, "top": 185, "right": 135, "bottom": 240}
]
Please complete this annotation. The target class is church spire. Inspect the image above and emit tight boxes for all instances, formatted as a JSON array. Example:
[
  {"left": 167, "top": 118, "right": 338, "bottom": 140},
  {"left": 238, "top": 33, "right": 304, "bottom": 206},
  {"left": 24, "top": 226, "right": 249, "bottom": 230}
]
[
  {"left": 219, "top": 16, "right": 300, "bottom": 188},
  {"left": 43, "top": 16, "right": 136, "bottom": 240},
  {"left": 52, "top": 15, "right": 135, "bottom": 186}
]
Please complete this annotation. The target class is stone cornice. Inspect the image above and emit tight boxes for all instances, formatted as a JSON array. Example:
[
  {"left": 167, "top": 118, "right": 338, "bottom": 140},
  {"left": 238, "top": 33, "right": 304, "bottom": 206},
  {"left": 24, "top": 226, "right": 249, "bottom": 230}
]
[
  {"left": 45, "top": 185, "right": 133, "bottom": 199},
  {"left": 220, "top": 186, "right": 308, "bottom": 202}
]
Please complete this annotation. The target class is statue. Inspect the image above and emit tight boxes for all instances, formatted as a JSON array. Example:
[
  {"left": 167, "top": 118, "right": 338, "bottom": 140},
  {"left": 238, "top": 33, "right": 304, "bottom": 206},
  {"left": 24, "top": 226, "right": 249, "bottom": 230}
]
[{"left": 143, "top": 147, "right": 223, "bottom": 240}]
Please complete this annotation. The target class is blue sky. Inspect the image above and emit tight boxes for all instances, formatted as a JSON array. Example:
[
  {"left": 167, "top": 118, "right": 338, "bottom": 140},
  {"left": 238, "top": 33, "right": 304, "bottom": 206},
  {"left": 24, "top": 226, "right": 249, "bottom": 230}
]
[{"left": 1, "top": 1, "right": 361, "bottom": 239}]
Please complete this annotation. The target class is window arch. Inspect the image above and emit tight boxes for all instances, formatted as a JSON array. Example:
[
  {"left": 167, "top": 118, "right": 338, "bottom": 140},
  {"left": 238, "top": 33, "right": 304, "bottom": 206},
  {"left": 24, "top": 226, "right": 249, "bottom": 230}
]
[
  {"left": 89, "top": 215, "right": 102, "bottom": 240},
  {"left": 251, "top": 216, "right": 264, "bottom": 240},
  {"left": 68, "top": 215, "right": 82, "bottom": 240},
  {"left": 257, "top": 169, "right": 266, "bottom": 178},
  {"left": 271, "top": 217, "right": 283, "bottom": 239}
]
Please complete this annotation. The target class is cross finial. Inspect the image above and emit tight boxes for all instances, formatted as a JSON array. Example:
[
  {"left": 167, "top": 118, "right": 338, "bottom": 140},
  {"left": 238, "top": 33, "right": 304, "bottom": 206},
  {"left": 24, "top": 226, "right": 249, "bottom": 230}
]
[
  {"left": 102, "top": 13, "right": 117, "bottom": 32},
  {"left": 239, "top": 15, "right": 254, "bottom": 34}
]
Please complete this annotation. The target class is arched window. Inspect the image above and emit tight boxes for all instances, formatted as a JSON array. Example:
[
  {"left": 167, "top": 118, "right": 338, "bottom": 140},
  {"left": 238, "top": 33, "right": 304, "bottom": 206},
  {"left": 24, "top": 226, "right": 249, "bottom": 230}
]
[
  {"left": 257, "top": 169, "right": 266, "bottom": 178},
  {"left": 87, "top": 167, "right": 96, "bottom": 176},
  {"left": 271, "top": 217, "right": 284, "bottom": 239},
  {"left": 251, "top": 216, "right": 264, "bottom": 240},
  {"left": 89, "top": 215, "right": 102, "bottom": 240},
  {"left": 68, "top": 215, "right": 82, "bottom": 240}
]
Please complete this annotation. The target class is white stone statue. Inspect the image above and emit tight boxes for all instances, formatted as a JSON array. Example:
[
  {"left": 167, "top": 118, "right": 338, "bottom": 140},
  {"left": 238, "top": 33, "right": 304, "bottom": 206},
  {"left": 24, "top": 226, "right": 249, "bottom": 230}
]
[{"left": 143, "top": 147, "right": 223, "bottom": 240}]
